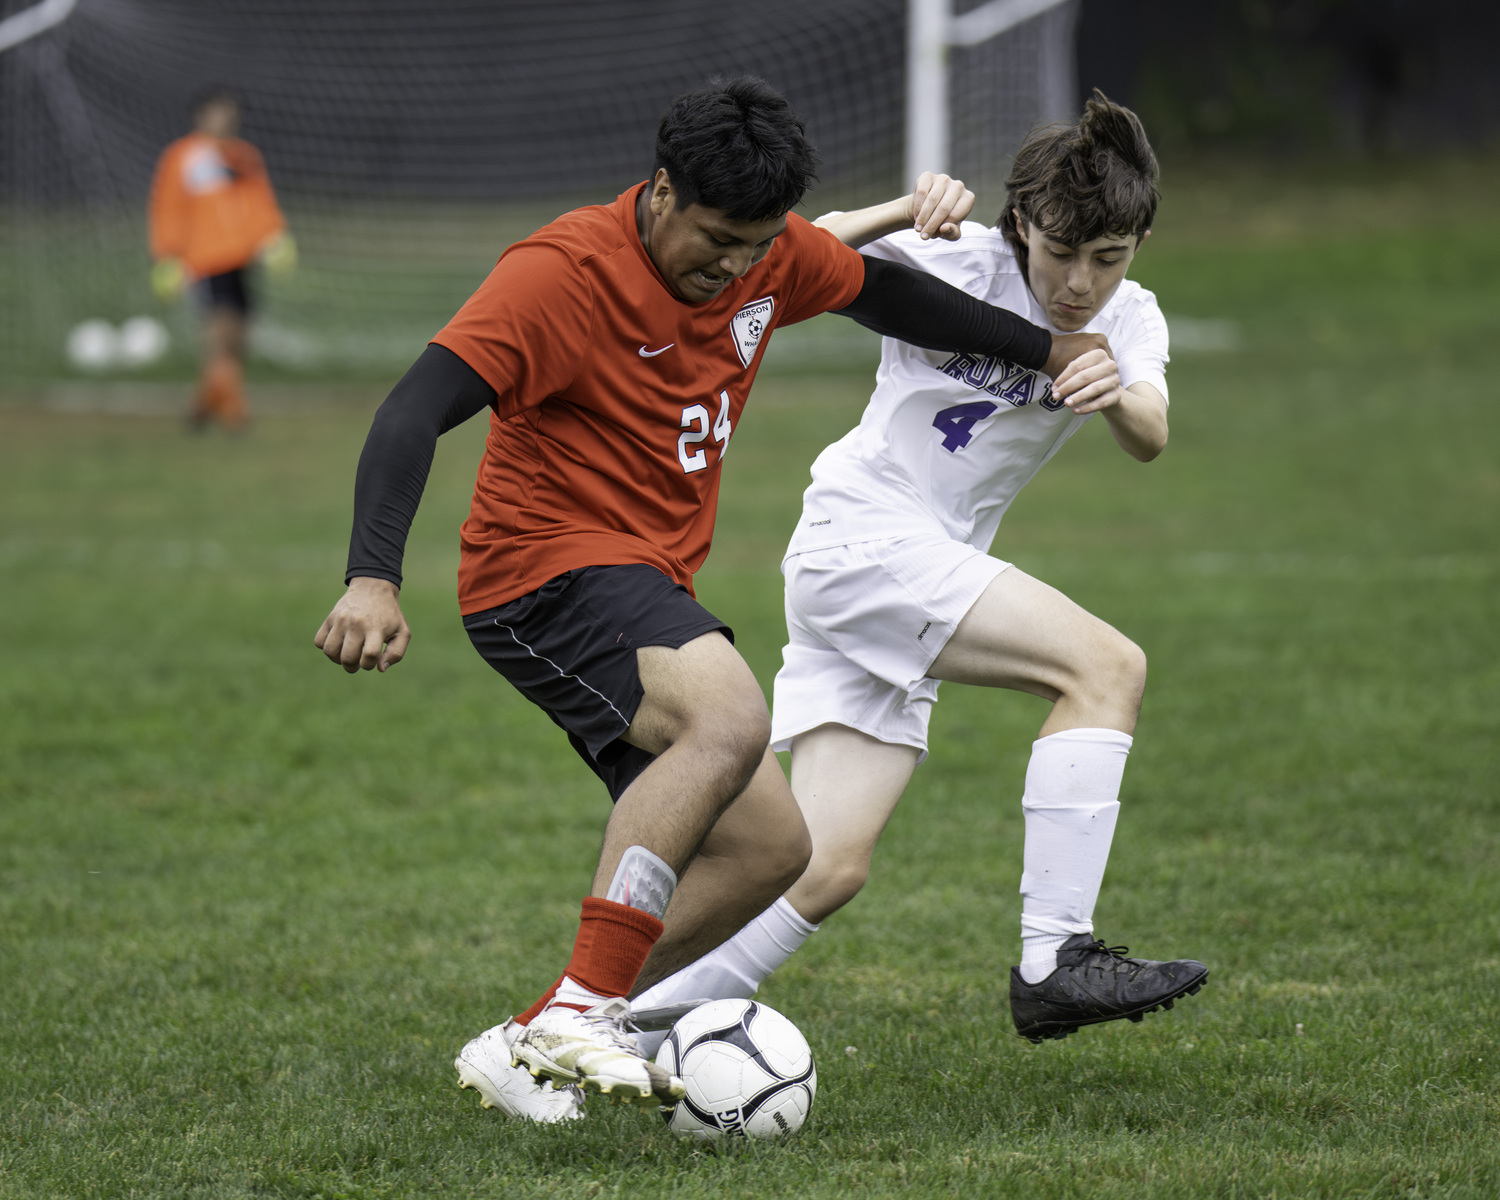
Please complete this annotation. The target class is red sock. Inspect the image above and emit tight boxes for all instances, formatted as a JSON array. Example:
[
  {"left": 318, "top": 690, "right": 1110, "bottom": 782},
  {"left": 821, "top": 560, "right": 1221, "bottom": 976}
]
[{"left": 513, "top": 897, "right": 664, "bottom": 1025}]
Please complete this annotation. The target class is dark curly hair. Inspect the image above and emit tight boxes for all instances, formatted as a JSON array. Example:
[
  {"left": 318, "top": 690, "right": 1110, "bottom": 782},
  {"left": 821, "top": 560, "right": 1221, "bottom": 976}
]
[
  {"left": 999, "top": 90, "right": 1158, "bottom": 275},
  {"left": 653, "top": 76, "right": 820, "bottom": 222}
]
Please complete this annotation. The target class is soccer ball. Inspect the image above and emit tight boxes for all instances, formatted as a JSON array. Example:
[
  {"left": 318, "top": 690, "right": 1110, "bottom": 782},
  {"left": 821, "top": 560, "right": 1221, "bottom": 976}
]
[
  {"left": 66, "top": 319, "right": 118, "bottom": 371},
  {"left": 116, "top": 316, "right": 170, "bottom": 366},
  {"left": 656, "top": 999, "right": 816, "bottom": 1140}
]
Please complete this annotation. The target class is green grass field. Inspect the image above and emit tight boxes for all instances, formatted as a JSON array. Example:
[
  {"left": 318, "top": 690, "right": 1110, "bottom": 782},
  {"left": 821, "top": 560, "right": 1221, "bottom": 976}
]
[{"left": 2, "top": 163, "right": 1498, "bottom": 1198}]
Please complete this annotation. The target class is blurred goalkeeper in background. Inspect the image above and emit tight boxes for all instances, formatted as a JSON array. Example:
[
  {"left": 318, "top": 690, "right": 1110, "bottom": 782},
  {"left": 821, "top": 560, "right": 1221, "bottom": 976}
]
[{"left": 148, "top": 88, "right": 295, "bottom": 431}]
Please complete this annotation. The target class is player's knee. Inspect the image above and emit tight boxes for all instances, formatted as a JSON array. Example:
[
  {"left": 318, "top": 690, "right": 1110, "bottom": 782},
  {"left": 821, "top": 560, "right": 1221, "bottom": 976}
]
[
  {"left": 800, "top": 848, "right": 870, "bottom": 916},
  {"left": 824, "top": 862, "right": 870, "bottom": 913},
  {"left": 702, "top": 698, "right": 773, "bottom": 789},
  {"left": 1113, "top": 635, "right": 1148, "bottom": 704},
  {"left": 1097, "top": 633, "right": 1146, "bottom": 719},
  {"left": 1069, "top": 627, "right": 1146, "bottom": 712},
  {"left": 770, "top": 820, "right": 814, "bottom": 894},
  {"left": 737, "top": 815, "right": 812, "bottom": 905}
]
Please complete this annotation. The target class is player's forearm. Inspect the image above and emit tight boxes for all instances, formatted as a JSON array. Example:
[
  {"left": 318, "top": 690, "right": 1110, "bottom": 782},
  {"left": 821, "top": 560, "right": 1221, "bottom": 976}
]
[
  {"left": 837, "top": 257, "right": 1052, "bottom": 373},
  {"left": 814, "top": 198, "right": 914, "bottom": 250},
  {"left": 1102, "top": 383, "right": 1169, "bottom": 462},
  {"left": 345, "top": 344, "right": 494, "bottom": 585}
]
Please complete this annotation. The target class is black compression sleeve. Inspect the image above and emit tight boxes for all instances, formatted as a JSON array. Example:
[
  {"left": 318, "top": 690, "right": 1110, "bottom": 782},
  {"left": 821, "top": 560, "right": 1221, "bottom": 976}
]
[
  {"left": 836, "top": 255, "right": 1052, "bottom": 372},
  {"left": 344, "top": 343, "right": 496, "bottom": 587}
]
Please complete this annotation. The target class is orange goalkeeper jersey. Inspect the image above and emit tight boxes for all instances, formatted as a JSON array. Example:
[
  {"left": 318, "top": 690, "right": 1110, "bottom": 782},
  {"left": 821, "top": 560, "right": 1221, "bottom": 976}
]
[
  {"left": 432, "top": 183, "right": 867, "bottom": 615},
  {"left": 148, "top": 133, "right": 284, "bottom": 278}
]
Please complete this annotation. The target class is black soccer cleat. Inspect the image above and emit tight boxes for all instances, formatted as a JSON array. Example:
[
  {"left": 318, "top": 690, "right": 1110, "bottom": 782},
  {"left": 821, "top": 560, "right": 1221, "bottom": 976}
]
[{"left": 1010, "top": 933, "right": 1208, "bottom": 1044}]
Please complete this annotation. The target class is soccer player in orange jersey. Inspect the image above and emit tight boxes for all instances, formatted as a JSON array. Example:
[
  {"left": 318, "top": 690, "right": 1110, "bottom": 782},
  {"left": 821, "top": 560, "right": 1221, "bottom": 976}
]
[
  {"left": 148, "top": 89, "right": 292, "bottom": 431},
  {"left": 314, "top": 77, "right": 1119, "bottom": 1120}
]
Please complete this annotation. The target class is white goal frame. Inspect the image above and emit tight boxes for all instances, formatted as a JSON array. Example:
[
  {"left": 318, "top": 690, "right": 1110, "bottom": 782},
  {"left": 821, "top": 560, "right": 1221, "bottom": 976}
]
[
  {"left": 906, "top": 0, "right": 1078, "bottom": 183},
  {"left": 0, "top": 0, "right": 77, "bottom": 54}
]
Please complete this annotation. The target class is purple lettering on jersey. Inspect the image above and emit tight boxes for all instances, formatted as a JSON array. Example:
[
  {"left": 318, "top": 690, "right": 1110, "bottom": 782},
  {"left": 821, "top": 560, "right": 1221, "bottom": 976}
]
[
  {"left": 941, "top": 351, "right": 1037, "bottom": 400},
  {"left": 996, "top": 370, "right": 1035, "bottom": 408},
  {"left": 982, "top": 367, "right": 1037, "bottom": 408},
  {"left": 939, "top": 351, "right": 996, "bottom": 390},
  {"left": 961, "top": 357, "right": 994, "bottom": 389}
]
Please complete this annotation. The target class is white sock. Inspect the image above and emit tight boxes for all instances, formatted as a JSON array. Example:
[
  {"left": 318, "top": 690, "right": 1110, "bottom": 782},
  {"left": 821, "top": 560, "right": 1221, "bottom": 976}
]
[
  {"left": 1019, "top": 931, "right": 1071, "bottom": 983},
  {"left": 549, "top": 974, "right": 612, "bottom": 1011},
  {"left": 1017, "top": 728, "right": 1131, "bottom": 984},
  {"left": 630, "top": 896, "right": 819, "bottom": 1058}
]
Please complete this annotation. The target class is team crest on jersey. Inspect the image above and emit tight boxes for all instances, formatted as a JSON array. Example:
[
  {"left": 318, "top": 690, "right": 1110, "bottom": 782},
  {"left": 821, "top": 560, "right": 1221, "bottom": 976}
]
[
  {"left": 182, "top": 143, "right": 233, "bottom": 195},
  {"left": 731, "top": 296, "right": 774, "bottom": 368}
]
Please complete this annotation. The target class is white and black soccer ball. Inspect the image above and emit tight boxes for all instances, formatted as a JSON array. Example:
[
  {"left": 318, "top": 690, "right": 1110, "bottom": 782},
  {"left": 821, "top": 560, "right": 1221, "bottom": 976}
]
[{"left": 656, "top": 999, "right": 816, "bottom": 1141}]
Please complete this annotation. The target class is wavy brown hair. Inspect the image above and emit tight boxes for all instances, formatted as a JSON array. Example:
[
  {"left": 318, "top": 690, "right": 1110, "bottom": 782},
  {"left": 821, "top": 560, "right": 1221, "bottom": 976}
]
[{"left": 999, "top": 90, "right": 1159, "bottom": 275}]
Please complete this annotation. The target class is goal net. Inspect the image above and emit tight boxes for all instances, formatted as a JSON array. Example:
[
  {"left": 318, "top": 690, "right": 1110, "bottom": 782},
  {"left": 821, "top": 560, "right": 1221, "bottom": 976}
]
[{"left": 0, "top": 0, "right": 1077, "bottom": 382}]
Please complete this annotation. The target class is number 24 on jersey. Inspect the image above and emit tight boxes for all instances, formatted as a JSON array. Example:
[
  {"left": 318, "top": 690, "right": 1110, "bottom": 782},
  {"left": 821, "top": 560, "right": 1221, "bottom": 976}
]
[{"left": 678, "top": 390, "right": 733, "bottom": 473}]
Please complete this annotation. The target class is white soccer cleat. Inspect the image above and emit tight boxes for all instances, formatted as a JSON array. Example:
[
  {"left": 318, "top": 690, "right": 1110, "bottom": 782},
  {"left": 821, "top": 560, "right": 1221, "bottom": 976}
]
[
  {"left": 511, "top": 997, "right": 685, "bottom": 1109},
  {"left": 455, "top": 1019, "right": 585, "bottom": 1122}
]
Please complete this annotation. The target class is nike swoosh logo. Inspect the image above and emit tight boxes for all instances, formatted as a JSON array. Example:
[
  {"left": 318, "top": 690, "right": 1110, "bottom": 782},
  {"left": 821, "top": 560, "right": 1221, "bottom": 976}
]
[{"left": 638, "top": 343, "right": 675, "bottom": 357}]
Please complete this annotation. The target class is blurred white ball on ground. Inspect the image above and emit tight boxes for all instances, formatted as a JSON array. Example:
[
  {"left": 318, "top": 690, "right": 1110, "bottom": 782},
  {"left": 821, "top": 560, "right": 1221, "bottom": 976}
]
[
  {"left": 655, "top": 998, "right": 816, "bottom": 1140},
  {"left": 117, "top": 316, "right": 170, "bottom": 366},
  {"left": 67, "top": 319, "right": 118, "bottom": 370}
]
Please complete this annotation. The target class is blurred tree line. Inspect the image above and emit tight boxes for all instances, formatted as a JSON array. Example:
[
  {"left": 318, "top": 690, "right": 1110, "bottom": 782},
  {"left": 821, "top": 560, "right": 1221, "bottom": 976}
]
[{"left": 1077, "top": 0, "right": 1499, "bottom": 157}]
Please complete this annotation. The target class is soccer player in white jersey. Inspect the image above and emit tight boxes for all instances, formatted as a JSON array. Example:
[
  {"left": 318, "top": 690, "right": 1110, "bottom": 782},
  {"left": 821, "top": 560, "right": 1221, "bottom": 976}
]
[{"left": 632, "top": 91, "right": 1208, "bottom": 1049}]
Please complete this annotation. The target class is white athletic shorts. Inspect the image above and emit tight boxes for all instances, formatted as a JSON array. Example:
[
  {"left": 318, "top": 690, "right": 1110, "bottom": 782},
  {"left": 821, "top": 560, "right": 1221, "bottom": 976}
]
[{"left": 770, "top": 533, "right": 1010, "bottom": 759}]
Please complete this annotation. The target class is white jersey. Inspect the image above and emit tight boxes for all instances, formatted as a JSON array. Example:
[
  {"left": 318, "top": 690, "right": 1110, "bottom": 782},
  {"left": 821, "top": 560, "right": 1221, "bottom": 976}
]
[{"left": 785, "top": 222, "right": 1169, "bottom": 558}]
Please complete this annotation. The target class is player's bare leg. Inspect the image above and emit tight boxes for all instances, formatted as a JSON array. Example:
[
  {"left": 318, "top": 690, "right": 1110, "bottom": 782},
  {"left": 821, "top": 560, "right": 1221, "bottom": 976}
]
[
  {"left": 657, "top": 568, "right": 1140, "bottom": 945},
  {"left": 195, "top": 308, "right": 248, "bottom": 430},
  {"left": 630, "top": 725, "right": 915, "bottom": 1053},
  {"left": 634, "top": 567, "right": 1204, "bottom": 1046},
  {"left": 926, "top": 566, "right": 1144, "bottom": 734},
  {"left": 602, "top": 632, "right": 796, "bottom": 889},
  {"left": 631, "top": 747, "right": 811, "bottom": 994},
  {"left": 510, "top": 631, "right": 809, "bottom": 1106},
  {"left": 928, "top": 567, "right": 1207, "bottom": 1040},
  {"left": 782, "top": 725, "right": 918, "bottom": 923}
]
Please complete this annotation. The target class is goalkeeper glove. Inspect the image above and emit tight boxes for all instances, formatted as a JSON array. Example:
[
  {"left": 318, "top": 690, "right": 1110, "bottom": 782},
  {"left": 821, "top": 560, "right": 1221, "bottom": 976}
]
[
  {"left": 261, "top": 232, "right": 298, "bottom": 275},
  {"left": 151, "top": 258, "right": 185, "bottom": 301}
]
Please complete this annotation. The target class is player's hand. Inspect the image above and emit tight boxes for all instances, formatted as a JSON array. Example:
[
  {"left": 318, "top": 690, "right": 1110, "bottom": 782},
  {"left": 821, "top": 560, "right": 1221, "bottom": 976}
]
[
  {"left": 314, "top": 577, "right": 411, "bottom": 673},
  {"left": 261, "top": 232, "right": 298, "bottom": 275},
  {"left": 151, "top": 259, "right": 185, "bottom": 301},
  {"left": 1052, "top": 348, "right": 1125, "bottom": 414},
  {"left": 1043, "top": 331, "right": 1111, "bottom": 385},
  {"left": 909, "top": 172, "right": 974, "bottom": 241}
]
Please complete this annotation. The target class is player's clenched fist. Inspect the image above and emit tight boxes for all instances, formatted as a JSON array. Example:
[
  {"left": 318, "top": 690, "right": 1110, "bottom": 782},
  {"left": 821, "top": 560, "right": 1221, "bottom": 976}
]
[
  {"left": 909, "top": 172, "right": 975, "bottom": 241},
  {"left": 1053, "top": 347, "right": 1124, "bottom": 414},
  {"left": 314, "top": 576, "right": 412, "bottom": 673},
  {"left": 1044, "top": 331, "right": 1123, "bottom": 410},
  {"left": 1042, "top": 330, "right": 1111, "bottom": 381}
]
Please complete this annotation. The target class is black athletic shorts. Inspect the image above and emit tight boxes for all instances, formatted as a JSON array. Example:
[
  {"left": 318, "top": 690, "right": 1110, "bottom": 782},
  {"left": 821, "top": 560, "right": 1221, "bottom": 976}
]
[
  {"left": 463, "top": 563, "right": 732, "bottom": 801},
  {"left": 198, "top": 268, "right": 251, "bottom": 314}
]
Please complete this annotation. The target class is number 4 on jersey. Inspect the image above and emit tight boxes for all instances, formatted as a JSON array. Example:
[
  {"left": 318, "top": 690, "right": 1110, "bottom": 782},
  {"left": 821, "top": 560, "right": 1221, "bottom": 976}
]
[
  {"left": 931, "top": 400, "right": 998, "bottom": 452},
  {"left": 679, "top": 390, "right": 733, "bottom": 473}
]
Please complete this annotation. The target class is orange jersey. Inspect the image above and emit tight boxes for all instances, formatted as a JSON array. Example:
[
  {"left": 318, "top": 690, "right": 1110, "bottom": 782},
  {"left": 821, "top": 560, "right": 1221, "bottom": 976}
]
[
  {"left": 148, "top": 133, "right": 284, "bottom": 278},
  {"left": 433, "top": 183, "right": 866, "bottom": 615}
]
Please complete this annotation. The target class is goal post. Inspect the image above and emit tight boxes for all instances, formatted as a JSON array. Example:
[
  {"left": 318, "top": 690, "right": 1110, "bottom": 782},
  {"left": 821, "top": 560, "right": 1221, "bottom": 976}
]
[
  {"left": 0, "top": 0, "right": 78, "bottom": 55},
  {"left": 906, "top": 0, "right": 1080, "bottom": 184}
]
